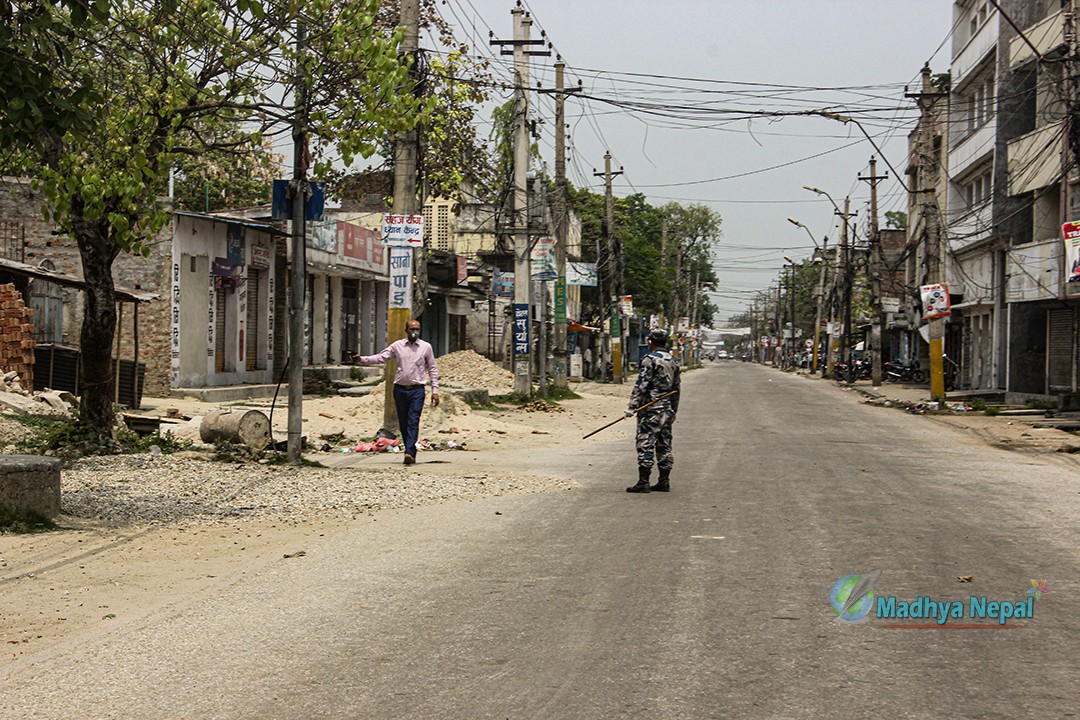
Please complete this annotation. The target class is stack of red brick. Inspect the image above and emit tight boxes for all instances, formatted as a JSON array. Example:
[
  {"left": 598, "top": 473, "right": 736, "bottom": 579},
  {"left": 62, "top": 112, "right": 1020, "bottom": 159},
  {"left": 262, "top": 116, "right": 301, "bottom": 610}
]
[{"left": 0, "top": 283, "right": 35, "bottom": 390}]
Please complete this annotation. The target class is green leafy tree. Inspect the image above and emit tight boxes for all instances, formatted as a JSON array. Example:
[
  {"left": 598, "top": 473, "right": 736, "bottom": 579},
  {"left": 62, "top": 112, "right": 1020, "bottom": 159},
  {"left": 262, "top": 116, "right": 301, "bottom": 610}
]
[
  {"left": 7, "top": 0, "right": 429, "bottom": 440},
  {"left": 884, "top": 210, "right": 908, "bottom": 231},
  {"left": 0, "top": 1, "right": 107, "bottom": 153},
  {"left": 170, "top": 112, "right": 282, "bottom": 212}
]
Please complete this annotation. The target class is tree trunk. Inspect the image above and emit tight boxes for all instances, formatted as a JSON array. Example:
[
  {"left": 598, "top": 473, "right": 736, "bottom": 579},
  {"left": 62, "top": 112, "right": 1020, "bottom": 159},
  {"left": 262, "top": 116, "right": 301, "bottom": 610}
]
[
  {"left": 75, "top": 214, "right": 121, "bottom": 439},
  {"left": 199, "top": 409, "right": 271, "bottom": 448}
]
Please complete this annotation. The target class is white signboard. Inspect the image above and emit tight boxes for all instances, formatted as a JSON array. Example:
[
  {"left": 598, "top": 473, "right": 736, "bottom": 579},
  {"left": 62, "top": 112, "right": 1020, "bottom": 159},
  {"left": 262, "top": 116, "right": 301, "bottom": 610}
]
[
  {"left": 389, "top": 247, "right": 413, "bottom": 309},
  {"left": 382, "top": 213, "right": 425, "bottom": 247}
]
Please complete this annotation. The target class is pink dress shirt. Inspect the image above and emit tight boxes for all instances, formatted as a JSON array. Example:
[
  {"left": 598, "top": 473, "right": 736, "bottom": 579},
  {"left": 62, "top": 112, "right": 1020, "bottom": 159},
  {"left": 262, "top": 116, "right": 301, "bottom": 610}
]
[{"left": 357, "top": 338, "right": 440, "bottom": 393}]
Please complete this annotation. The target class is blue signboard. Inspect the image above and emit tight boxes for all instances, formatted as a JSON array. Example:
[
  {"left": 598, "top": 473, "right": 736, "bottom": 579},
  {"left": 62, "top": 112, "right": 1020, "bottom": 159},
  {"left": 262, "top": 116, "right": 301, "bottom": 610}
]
[
  {"left": 271, "top": 180, "right": 326, "bottom": 221},
  {"left": 514, "top": 303, "right": 530, "bottom": 360}
]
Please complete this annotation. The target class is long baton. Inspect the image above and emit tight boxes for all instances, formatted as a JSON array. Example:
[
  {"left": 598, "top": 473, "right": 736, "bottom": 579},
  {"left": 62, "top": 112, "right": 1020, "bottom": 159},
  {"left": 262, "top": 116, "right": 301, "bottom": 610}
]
[{"left": 581, "top": 390, "right": 678, "bottom": 440}]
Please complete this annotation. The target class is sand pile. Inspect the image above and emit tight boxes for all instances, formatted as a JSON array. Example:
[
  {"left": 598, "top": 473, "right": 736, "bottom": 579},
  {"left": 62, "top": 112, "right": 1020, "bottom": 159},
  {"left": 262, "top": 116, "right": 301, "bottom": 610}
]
[{"left": 435, "top": 350, "right": 515, "bottom": 394}]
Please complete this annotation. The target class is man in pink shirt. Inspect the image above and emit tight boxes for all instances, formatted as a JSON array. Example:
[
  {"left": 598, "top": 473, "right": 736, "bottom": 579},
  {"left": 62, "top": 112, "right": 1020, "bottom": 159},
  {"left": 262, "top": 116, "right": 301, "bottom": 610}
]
[{"left": 353, "top": 319, "right": 440, "bottom": 465}]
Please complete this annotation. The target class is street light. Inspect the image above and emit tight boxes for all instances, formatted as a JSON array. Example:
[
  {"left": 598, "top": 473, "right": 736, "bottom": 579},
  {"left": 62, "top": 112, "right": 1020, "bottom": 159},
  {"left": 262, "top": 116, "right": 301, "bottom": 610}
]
[
  {"left": 783, "top": 256, "right": 797, "bottom": 370},
  {"left": 789, "top": 217, "right": 831, "bottom": 376},
  {"left": 787, "top": 217, "right": 821, "bottom": 250},
  {"left": 803, "top": 185, "right": 854, "bottom": 375}
]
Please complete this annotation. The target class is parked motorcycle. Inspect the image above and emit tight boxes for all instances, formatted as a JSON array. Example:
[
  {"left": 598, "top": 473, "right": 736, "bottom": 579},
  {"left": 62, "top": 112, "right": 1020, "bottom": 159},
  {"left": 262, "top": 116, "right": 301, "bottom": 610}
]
[{"left": 884, "top": 359, "right": 925, "bottom": 384}]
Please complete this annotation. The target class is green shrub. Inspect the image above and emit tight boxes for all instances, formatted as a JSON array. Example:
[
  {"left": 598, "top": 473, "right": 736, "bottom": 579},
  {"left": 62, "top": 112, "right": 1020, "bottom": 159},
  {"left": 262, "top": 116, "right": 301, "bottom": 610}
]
[{"left": 969, "top": 398, "right": 988, "bottom": 411}]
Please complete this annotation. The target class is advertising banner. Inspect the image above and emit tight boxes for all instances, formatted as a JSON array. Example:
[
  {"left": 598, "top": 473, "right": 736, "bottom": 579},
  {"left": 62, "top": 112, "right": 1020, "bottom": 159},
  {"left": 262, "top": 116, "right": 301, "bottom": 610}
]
[
  {"left": 920, "top": 282, "right": 951, "bottom": 320},
  {"left": 1063, "top": 221, "right": 1080, "bottom": 287},
  {"left": 618, "top": 295, "right": 633, "bottom": 316},
  {"left": 492, "top": 269, "right": 514, "bottom": 297},
  {"left": 338, "top": 222, "right": 387, "bottom": 275},
  {"left": 567, "top": 262, "right": 598, "bottom": 287},
  {"left": 531, "top": 237, "right": 557, "bottom": 280}
]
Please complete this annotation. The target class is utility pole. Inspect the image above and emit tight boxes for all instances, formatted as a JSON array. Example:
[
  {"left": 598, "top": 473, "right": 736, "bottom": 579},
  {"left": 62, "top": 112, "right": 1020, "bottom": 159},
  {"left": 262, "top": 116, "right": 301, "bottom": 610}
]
[
  {"left": 907, "top": 64, "right": 947, "bottom": 399},
  {"left": 788, "top": 261, "right": 796, "bottom": 368},
  {"left": 860, "top": 155, "right": 888, "bottom": 386},
  {"left": 774, "top": 283, "right": 781, "bottom": 366},
  {"left": 380, "top": 0, "right": 421, "bottom": 437},
  {"left": 595, "top": 151, "right": 623, "bottom": 381},
  {"left": 492, "top": 4, "right": 548, "bottom": 395},
  {"left": 840, "top": 196, "right": 853, "bottom": 369},
  {"left": 812, "top": 236, "right": 829, "bottom": 374},
  {"left": 287, "top": 21, "right": 308, "bottom": 463},
  {"left": 552, "top": 57, "right": 570, "bottom": 389},
  {"left": 659, "top": 216, "right": 669, "bottom": 329}
]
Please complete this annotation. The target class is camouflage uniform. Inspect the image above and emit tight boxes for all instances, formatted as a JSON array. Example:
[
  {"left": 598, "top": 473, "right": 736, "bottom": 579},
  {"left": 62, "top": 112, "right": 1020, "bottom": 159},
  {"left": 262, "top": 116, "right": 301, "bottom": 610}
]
[{"left": 628, "top": 348, "right": 681, "bottom": 470}]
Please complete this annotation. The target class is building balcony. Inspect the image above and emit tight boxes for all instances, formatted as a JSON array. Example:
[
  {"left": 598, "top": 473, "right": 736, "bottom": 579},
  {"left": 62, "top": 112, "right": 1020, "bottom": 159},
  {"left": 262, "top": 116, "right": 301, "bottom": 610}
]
[
  {"left": 1007, "top": 120, "right": 1064, "bottom": 196},
  {"left": 949, "top": 119, "right": 995, "bottom": 178},
  {"left": 1009, "top": 10, "right": 1063, "bottom": 68},
  {"left": 947, "top": 204, "right": 993, "bottom": 254},
  {"left": 1006, "top": 237, "right": 1061, "bottom": 303},
  {"left": 952, "top": 12, "right": 998, "bottom": 85}
]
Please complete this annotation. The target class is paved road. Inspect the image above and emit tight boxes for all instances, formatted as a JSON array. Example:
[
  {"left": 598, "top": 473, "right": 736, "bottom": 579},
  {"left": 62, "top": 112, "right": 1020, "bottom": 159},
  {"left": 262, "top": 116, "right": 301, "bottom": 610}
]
[{"left": 3, "top": 363, "right": 1078, "bottom": 718}]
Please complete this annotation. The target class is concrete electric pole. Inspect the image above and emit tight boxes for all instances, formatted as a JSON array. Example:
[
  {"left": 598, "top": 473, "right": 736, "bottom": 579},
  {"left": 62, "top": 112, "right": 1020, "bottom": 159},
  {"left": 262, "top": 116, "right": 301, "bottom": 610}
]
[
  {"left": 907, "top": 65, "right": 947, "bottom": 400},
  {"left": 287, "top": 21, "right": 308, "bottom": 463},
  {"left": 491, "top": 4, "right": 549, "bottom": 395},
  {"left": 594, "top": 151, "right": 623, "bottom": 382},
  {"left": 545, "top": 56, "right": 578, "bottom": 390},
  {"left": 381, "top": 0, "right": 421, "bottom": 437},
  {"left": 859, "top": 155, "right": 888, "bottom": 386}
]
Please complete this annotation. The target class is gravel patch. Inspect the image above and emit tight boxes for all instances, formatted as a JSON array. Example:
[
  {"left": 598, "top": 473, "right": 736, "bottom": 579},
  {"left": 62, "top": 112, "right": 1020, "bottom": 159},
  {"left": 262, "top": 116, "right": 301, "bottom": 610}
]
[{"left": 60, "top": 454, "right": 573, "bottom": 527}]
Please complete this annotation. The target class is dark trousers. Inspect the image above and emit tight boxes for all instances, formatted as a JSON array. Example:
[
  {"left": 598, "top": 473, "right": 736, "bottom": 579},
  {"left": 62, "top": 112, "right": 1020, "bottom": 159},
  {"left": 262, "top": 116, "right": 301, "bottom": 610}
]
[{"left": 393, "top": 385, "right": 426, "bottom": 457}]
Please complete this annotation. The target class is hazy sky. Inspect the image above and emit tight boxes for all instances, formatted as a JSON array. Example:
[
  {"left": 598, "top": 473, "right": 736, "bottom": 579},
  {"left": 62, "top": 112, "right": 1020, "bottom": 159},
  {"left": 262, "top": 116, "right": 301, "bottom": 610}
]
[{"left": 435, "top": 0, "right": 957, "bottom": 323}]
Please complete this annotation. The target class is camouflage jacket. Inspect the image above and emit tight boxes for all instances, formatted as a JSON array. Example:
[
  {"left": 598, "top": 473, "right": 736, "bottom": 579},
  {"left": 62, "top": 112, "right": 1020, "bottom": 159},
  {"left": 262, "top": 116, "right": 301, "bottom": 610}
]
[{"left": 628, "top": 349, "right": 680, "bottom": 414}]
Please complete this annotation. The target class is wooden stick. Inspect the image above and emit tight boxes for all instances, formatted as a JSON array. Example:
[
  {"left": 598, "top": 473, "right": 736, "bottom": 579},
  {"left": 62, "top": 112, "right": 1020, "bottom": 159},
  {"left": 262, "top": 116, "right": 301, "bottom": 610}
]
[{"left": 581, "top": 390, "right": 678, "bottom": 440}]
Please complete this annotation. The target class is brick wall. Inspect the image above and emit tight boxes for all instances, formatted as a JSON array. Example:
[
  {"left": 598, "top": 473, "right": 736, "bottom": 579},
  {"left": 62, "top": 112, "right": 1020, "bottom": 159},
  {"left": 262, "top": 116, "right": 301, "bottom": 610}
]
[
  {"left": 0, "top": 178, "right": 173, "bottom": 396},
  {"left": 0, "top": 283, "right": 36, "bottom": 389}
]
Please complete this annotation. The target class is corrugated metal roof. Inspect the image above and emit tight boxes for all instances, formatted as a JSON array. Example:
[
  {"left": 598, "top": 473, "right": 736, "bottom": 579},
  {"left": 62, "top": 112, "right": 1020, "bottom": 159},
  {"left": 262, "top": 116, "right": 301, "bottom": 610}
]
[{"left": 0, "top": 257, "right": 158, "bottom": 303}]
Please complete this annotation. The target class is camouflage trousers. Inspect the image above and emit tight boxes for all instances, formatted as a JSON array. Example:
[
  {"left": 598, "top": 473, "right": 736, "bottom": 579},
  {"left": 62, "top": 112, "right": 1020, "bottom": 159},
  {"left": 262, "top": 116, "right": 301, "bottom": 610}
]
[{"left": 635, "top": 409, "right": 674, "bottom": 470}]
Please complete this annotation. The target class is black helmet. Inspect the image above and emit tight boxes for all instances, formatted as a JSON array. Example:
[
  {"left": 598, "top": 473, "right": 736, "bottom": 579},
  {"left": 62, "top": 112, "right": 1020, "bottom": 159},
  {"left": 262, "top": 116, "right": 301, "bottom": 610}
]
[{"left": 648, "top": 328, "right": 668, "bottom": 347}]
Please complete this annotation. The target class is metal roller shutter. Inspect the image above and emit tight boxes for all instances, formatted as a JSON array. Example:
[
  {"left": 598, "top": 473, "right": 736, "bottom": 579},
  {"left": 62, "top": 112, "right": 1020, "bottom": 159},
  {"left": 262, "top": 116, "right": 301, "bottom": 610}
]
[
  {"left": 1047, "top": 308, "right": 1074, "bottom": 392},
  {"left": 214, "top": 289, "right": 226, "bottom": 373},
  {"left": 246, "top": 269, "right": 260, "bottom": 371}
]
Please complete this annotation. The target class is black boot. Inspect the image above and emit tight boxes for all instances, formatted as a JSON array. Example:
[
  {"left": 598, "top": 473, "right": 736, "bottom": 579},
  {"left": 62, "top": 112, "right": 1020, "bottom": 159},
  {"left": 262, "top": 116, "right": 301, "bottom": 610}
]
[
  {"left": 651, "top": 467, "right": 670, "bottom": 492},
  {"left": 626, "top": 466, "right": 651, "bottom": 493}
]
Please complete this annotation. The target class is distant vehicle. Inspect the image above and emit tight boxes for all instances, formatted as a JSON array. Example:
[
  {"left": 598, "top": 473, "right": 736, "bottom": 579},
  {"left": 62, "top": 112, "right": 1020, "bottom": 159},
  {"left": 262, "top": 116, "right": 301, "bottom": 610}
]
[{"left": 718, "top": 351, "right": 730, "bottom": 360}]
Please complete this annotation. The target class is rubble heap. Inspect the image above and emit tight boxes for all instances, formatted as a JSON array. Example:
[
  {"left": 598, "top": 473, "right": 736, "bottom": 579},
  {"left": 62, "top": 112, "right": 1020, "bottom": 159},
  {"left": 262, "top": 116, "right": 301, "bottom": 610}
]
[{"left": 436, "top": 350, "right": 515, "bottom": 394}]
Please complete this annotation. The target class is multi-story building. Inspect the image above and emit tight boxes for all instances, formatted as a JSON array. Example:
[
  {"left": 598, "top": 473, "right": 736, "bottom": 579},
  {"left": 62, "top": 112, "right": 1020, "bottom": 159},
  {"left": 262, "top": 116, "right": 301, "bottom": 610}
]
[
  {"left": 945, "top": 0, "right": 1009, "bottom": 392},
  {"left": 998, "top": 1, "right": 1077, "bottom": 400}
]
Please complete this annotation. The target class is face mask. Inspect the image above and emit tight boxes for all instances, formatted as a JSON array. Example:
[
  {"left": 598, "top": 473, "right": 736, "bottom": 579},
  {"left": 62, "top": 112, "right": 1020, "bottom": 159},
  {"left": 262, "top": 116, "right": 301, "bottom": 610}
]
[{"left": 407, "top": 329, "right": 420, "bottom": 341}]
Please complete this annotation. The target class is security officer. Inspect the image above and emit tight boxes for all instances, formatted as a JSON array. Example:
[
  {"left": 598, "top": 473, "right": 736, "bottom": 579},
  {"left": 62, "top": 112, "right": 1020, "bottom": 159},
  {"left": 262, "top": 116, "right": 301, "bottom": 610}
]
[{"left": 624, "top": 328, "right": 681, "bottom": 493}]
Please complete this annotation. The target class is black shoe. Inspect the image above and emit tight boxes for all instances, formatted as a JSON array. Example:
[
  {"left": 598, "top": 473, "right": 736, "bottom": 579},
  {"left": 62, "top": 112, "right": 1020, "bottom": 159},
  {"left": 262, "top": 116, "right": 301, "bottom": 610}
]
[
  {"left": 627, "top": 466, "right": 651, "bottom": 493},
  {"left": 650, "top": 468, "right": 671, "bottom": 492}
]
